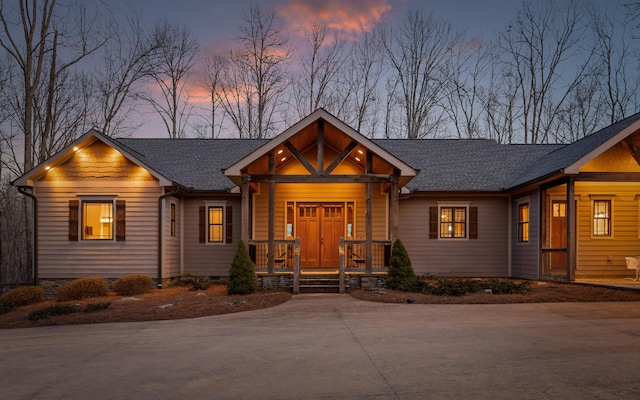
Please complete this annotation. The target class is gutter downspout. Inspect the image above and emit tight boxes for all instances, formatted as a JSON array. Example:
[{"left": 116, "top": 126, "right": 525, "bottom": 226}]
[
  {"left": 158, "top": 186, "right": 180, "bottom": 289},
  {"left": 17, "top": 187, "right": 37, "bottom": 286}
]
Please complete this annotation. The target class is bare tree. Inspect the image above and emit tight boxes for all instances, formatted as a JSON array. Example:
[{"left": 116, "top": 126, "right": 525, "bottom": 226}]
[
  {"left": 0, "top": 0, "right": 106, "bottom": 172},
  {"left": 92, "top": 12, "right": 159, "bottom": 137},
  {"left": 144, "top": 20, "right": 200, "bottom": 138},
  {"left": 198, "top": 51, "right": 228, "bottom": 139},
  {"left": 219, "top": 5, "right": 292, "bottom": 138},
  {"left": 292, "top": 23, "right": 348, "bottom": 119},
  {"left": 497, "top": 0, "right": 595, "bottom": 144},
  {"left": 381, "top": 8, "right": 464, "bottom": 139},
  {"left": 590, "top": 5, "right": 639, "bottom": 125},
  {"left": 445, "top": 39, "right": 490, "bottom": 139}
]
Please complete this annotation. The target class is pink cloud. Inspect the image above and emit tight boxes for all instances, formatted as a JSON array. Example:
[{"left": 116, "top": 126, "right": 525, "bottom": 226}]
[{"left": 276, "top": 0, "right": 392, "bottom": 36}]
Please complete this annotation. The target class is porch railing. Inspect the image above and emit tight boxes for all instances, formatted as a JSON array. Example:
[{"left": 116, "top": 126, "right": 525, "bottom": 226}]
[
  {"left": 339, "top": 238, "right": 391, "bottom": 293},
  {"left": 541, "top": 248, "right": 568, "bottom": 280},
  {"left": 249, "top": 238, "right": 301, "bottom": 293}
]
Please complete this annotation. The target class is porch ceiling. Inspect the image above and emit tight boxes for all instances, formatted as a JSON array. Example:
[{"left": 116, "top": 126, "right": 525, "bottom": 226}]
[{"left": 223, "top": 109, "right": 418, "bottom": 187}]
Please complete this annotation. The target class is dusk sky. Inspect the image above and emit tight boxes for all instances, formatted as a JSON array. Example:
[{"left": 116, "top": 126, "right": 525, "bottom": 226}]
[{"left": 107, "top": 0, "right": 625, "bottom": 138}]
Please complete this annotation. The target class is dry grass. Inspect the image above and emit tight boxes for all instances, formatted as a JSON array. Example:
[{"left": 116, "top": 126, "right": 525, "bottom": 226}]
[{"left": 2, "top": 281, "right": 640, "bottom": 329}]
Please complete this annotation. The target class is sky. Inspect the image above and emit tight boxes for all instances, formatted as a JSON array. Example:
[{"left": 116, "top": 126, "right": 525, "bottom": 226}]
[{"left": 107, "top": 0, "right": 622, "bottom": 138}]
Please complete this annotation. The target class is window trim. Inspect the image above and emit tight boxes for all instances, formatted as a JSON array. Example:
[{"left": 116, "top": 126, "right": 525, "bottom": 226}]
[
  {"left": 79, "top": 196, "right": 116, "bottom": 241},
  {"left": 205, "top": 201, "right": 227, "bottom": 245},
  {"left": 516, "top": 197, "right": 530, "bottom": 244},
  {"left": 437, "top": 202, "right": 471, "bottom": 241},
  {"left": 591, "top": 196, "right": 613, "bottom": 239}
]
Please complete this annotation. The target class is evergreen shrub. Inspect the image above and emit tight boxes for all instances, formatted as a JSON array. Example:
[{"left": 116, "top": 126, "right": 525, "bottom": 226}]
[
  {"left": 385, "top": 239, "right": 420, "bottom": 291},
  {"left": 227, "top": 240, "right": 258, "bottom": 295}
]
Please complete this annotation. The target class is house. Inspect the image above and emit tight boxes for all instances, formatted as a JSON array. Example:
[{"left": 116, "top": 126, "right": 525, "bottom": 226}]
[{"left": 12, "top": 109, "right": 640, "bottom": 292}]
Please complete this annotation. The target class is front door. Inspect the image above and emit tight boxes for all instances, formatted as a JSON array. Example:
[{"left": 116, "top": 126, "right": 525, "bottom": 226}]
[
  {"left": 550, "top": 200, "right": 567, "bottom": 270},
  {"left": 296, "top": 203, "right": 344, "bottom": 267}
]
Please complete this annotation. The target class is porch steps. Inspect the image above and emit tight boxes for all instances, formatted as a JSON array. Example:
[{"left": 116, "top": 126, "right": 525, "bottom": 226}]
[{"left": 298, "top": 274, "right": 344, "bottom": 293}]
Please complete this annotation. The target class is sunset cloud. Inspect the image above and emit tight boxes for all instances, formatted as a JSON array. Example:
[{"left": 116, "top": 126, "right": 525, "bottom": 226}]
[{"left": 275, "top": 0, "right": 392, "bottom": 36}]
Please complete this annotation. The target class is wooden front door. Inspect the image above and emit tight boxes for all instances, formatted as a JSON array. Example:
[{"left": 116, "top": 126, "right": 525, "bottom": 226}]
[
  {"left": 297, "top": 203, "right": 344, "bottom": 267},
  {"left": 550, "top": 200, "right": 567, "bottom": 269}
]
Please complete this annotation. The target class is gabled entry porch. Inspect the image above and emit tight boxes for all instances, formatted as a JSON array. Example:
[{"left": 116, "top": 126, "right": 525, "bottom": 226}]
[{"left": 223, "top": 109, "right": 417, "bottom": 292}]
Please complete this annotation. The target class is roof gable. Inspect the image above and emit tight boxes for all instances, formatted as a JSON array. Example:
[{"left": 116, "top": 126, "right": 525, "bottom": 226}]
[
  {"left": 12, "top": 129, "right": 172, "bottom": 187},
  {"left": 223, "top": 109, "right": 418, "bottom": 185}
]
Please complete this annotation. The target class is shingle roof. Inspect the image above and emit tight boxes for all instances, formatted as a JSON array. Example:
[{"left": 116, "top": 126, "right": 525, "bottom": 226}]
[
  {"left": 114, "top": 112, "right": 640, "bottom": 193},
  {"left": 506, "top": 112, "right": 640, "bottom": 188},
  {"left": 374, "top": 139, "right": 562, "bottom": 191},
  {"left": 117, "top": 138, "right": 267, "bottom": 191}
]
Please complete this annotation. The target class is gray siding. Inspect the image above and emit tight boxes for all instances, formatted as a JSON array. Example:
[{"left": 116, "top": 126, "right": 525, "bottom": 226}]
[
  {"left": 35, "top": 181, "right": 162, "bottom": 279},
  {"left": 510, "top": 189, "right": 540, "bottom": 279},
  {"left": 182, "top": 195, "right": 241, "bottom": 277},
  {"left": 398, "top": 195, "right": 509, "bottom": 277}
]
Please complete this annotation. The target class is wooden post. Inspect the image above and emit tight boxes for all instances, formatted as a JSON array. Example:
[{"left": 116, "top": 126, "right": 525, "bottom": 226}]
[
  {"left": 241, "top": 176, "right": 250, "bottom": 245},
  {"left": 293, "top": 237, "right": 300, "bottom": 294},
  {"left": 566, "top": 178, "right": 575, "bottom": 282},
  {"left": 317, "top": 119, "right": 324, "bottom": 175},
  {"left": 339, "top": 237, "right": 345, "bottom": 294},
  {"left": 268, "top": 152, "right": 275, "bottom": 275},
  {"left": 365, "top": 151, "right": 373, "bottom": 275},
  {"left": 390, "top": 171, "right": 399, "bottom": 243}
]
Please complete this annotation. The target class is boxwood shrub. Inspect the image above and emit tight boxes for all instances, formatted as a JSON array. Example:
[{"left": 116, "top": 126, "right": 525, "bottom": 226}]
[
  {"left": 56, "top": 277, "right": 109, "bottom": 301},
  {"left": 113, "top": 274, "right": 152, "bottom": 296}
]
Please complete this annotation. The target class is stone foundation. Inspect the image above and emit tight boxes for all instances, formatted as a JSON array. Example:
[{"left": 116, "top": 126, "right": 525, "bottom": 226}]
[
  {"left": 350, "top": 275, "right": 386, "bottom": 290},
  {"left": 258, "top": 274, "right": 292, "bottom": 291}
]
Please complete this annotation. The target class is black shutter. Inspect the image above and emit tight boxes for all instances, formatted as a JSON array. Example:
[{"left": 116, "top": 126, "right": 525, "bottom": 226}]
[
  {"left": 429, "top": 206, "right": 438, "bottom": 239},
  {"left": 199, "top": 206, "right": 205, "bottom": 243},
  {"left": 69, "top": 200, "right": 79, "bottom": 241},
  {"left": 116, "top": 200, "right": 126, "bottom": 241},
  {"left": 469, "top": 206, "right": 478, "bottom": 239},
  {"left": 226, "top": 206, "right": 233, "bottom": 244}
]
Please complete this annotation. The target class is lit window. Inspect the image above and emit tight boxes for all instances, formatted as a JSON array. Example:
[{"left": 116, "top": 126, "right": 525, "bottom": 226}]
[
  {"left": 593, "top": 200, "right": 611, "bottom": 237},
  {"left": 208, "top": 206, "right": 224, "bottom": 243},
  {"left": 82, "top": 201, "right": 113, "bottom": 240},
  {"left": 518, "top": 203, "right": 530, "bottom": 243},
  {"left": 440, "top": 207, "right": 466, "bottom": 238}
]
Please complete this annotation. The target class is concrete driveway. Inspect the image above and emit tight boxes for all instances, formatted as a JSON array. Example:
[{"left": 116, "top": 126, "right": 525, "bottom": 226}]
[{"left": 1, "top": 295, "right": 640, "bottom": 399}]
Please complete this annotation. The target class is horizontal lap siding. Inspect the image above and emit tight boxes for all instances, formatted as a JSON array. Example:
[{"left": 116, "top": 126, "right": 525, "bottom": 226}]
[
  {"left": 511, "top": 190, "right": 540, "bottom": 280},
  {"left": 398, "top": 196, "right": 509, "bottom": 277},
  {"left": 35, "top": 182, "right": 162, "bottom": 279},
  {"left": 182, "top": 196, "right": 241, "bottom": 277},
  {"left": 575, "top": 182, "right": 640, "bottom": 278}
]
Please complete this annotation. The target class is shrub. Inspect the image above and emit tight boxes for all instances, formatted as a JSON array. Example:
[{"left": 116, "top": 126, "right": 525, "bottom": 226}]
[
  {"left": 28, "top": 304, "right": 81, "bottom": 321},
  {"left": 182, "top": 275, "right": 210, "bottom": 291},
  {"left": 0, "top": 300, "right": 15, "bottom": 315},
  {"left": 0, "top": 286, "right": 44, "bottom": 308},
  {"left": 113, "top": 274, "right": 152, "bottom": 296},
  {"left": 385, "top": 239, "right": 419, "bottom": 291},
  {"left": 56, "top": 277, "right": 109, "bottom": 301},
  {"left": 84, "top": 302, "right": 111, "bottom": 312},
  {"left": 227, "top": 240, "right": 258, "bottom": 295}
]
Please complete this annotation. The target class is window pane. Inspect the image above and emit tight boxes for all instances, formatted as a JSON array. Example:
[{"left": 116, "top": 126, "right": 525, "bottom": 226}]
[
  {"left": 593, "top": 200, "right": 611, "bottom": 236},
  {"left": 440, "top": 207, "right": 466, "bottom": 238},
  {"left": 82, "top": 201, "right": 113, "bottom": 240},
  {"left": 208, "top": 206, "right": 224, "bottom": 242},
  {"left": 518, "top": 203, "right": 529, "bottom": 243}
]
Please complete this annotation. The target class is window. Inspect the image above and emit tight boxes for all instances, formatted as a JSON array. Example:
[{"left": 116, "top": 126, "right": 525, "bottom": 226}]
[
  {"left": 170, "top": 203, "right": 176, "bottom": 237},
  {"left": 593, "top": 200, "right": 611, "bottom": 237},
  {"left": 199, "top": 202, "right": 232, "bottom": 244},
  {"left": 440, "top": 207, "right": 467, "bottom": 238},
  {"left": 82, "top": 201, "right": 113, "bottom": 240},
  {"left": 429, "top": 204, "right": 477, "bottom": 240},
  {"left": 518, "top": 203, "right": 530, "bottom": 243},
  {"left": 69, "top": 198, "right": 125, "bottom": 241},
  {"left": 208, "top": 206, "right": 224, "bottom": 243}
]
